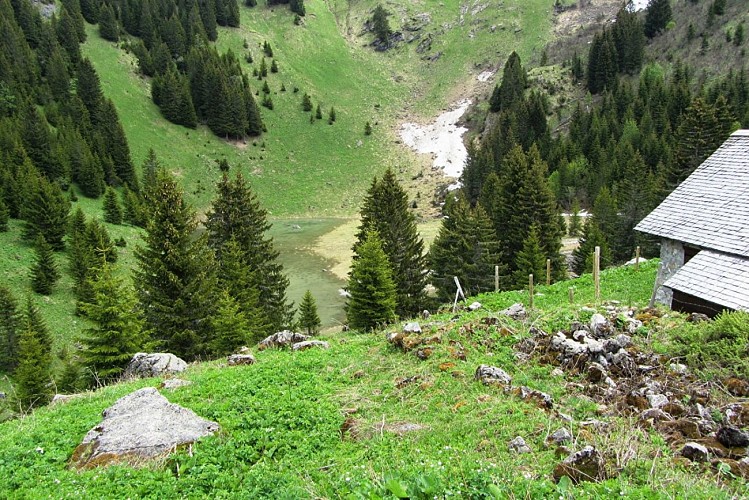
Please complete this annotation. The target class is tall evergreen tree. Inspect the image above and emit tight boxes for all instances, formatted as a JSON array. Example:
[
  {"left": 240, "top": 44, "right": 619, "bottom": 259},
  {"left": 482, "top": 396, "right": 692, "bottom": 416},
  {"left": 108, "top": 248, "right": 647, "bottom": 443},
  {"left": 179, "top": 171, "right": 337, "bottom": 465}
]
[
  {"left": 30, "top": 235, "right": 60, "bottom": 295},
  {"left": 489, "top": 51, "right": 527, "bottom": 113},
  {"left": 98, "top": 3, "right": 119, "bottom": 42},
  {"left": 14, "top": 297, "right": 53, "bottom": 410},
  {"left": 0, "top": 197, "right": 8, "bottom": 232},
  {"left": 371, "top": 5, "right": 391, "bottom": 43},
  {"left": 644, "top": 0, "right": 672, "bottom": 38},
  {"left": 78, "top": 263, "right": 142, "bottom": 384},
  {"left": 353, "top": 168, "right": 427, "bottom": 317},
  {"left": 512, "top": 225, "right": 547, "bottom": 289},
  {"left": 0, "top": 285, "right": 22, "bottom": 372},
  {"left": 205, "top": 171, "right": 291, "bottom": 334},
  {"left": 134, "top": 170, "right": 218, "bottom": 359},
  {"left": 22, "top": 175, "right": 70, "bottom": 251},
  {"left": 429, "top": 194, "right": 505, "bottom": 302},
  {"left": 571, "top": 220, "right": 613, "bottom": 275},
  {"left": 102, "top": 186, "right": 123, "bottom": 224},
  {"left": 209, "top": 290, "right": 250, "bottom": 356},
  {"left": 298, "top": 290, "right": 321, "bottom": 335},
  {"left": 347, "top": 231, "right": 396, "bottom": 331}
]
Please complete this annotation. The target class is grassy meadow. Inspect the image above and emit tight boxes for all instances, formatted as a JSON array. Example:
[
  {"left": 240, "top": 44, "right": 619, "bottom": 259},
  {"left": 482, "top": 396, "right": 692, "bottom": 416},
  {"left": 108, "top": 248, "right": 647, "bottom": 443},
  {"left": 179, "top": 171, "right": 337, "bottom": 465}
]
[{"left": 1, "top": 260, "right": 745, "bottom": 497}]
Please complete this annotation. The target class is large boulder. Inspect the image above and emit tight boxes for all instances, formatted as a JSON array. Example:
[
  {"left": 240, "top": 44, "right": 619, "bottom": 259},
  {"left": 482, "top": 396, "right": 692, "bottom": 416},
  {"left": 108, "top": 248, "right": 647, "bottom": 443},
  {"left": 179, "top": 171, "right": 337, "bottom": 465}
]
[
  {"left": 124, "top": 353, "right": 187, "bottom": 378},
  {"left": 475, "top": 365, "right": 512, "bottom": 386},
  {"left": 70, "top": 388, "right": 218, "bottom": 469},
  {"left": 257, "top": 331, "right": 310, "bottom": 350}
]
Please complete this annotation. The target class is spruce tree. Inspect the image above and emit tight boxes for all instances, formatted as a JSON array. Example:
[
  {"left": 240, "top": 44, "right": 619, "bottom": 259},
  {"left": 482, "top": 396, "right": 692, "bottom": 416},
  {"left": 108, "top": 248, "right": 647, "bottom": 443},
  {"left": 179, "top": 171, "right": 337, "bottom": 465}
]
[
  {"left": 290, "top": 0, "right": 305, "bottom": 16},
  {"left": 0, "top": 286, "right": 22, "bottom": 372},
  {"left": 571, "top": 220, "right": 613, "bottom": 275},
  {"left": 301, "top": 93, "right": 312, "bottom": 112},
  {"left": 353, "top": 168, "right": 428, "bottom": 317},
  {"left": 328, "top": 106, "right": 336, "bottom": 124},
  {"left": 102, "top": 187, "right": 123, "bottom": 224},
  {"left": 489, "top": 51, "right": 527, "bottom": 113},
  {"left": 298, "top": 290, "right": 321, "bottom": 335},
  {"left": 429, "top": 195, "right": 506, "bottom": 302},
  {"left": 0, "top": 197, "right": 8, "bottom": 232},
  {"left": 270, "top": 59, "right": 279, "bottom": 73},
  {"left": 14, "top": 297, "right": 53, "bottom": 411},
  {"left": 134, "top": 170, "right": 218, "bottom": 359},
  {"left": 347, "top": 231, "right": 396, "bottom": 331},
  {"left": 205, "top": 171, "right": 291, "bottom": 334},
  {"left": 30, "top": 235, "right": 60, "bottom": 296},
  {"left": 209, "top": 290, "right": 250, "bottom": 356},
  {"left": 98, "top": 3, "right": 119, "bottom": 42},
  {"left": 512, "top": 225, "right": 547, "bottom": 289},
  {"left": 78, "top": 263, "right": 142, "bottom": 384},
  {"left": 315, "top": 104, "right": 322, "bottom": 120},
  {"left": 644, "top": 0, "right": 672, "bottom": 38},
  {"left": 371, "top": 5, "right": 391, "bottom": 42}
]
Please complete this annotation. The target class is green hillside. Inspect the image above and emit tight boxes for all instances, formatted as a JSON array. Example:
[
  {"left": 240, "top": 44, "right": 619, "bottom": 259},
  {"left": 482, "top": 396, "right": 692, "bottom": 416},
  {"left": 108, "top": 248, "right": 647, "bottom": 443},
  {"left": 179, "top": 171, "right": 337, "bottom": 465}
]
[
  {"left": 1, "top": 260, "right": 746, "bottom": 497},
  {"left": 83, "top": 0, "right": 554, "bottom": 216}
]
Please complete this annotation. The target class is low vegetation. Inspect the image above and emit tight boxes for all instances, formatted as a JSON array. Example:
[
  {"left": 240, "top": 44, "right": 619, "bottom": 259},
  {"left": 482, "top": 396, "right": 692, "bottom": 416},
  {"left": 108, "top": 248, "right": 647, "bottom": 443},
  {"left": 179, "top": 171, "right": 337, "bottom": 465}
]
[{"left": 1, "top": 260, "right": 748, "bottom": 497}]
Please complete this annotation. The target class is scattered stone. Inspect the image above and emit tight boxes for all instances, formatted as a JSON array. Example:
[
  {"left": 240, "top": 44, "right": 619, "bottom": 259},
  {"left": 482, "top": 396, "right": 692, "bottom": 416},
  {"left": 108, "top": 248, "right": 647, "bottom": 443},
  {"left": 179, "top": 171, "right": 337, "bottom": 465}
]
[
  {"left": 717, "top": 426, "right": 749, "bottom": 448},
  {"left": 70, "top": 388, "right": 218, "bottom": 469},
  {"left": 124, "top": 353, "right": 187, "bottom": 378},
  {"left": 669, "top": 363, "right": 688, "bottom": 375},
  {"left": 662, "top": 419, "right": 701, "bottom": 439},
  {"left": 589, "top": 314, "right": 609, "bottom": 336},
  {"left": 292, "top": 340, "right": 330, "bottom": 351},
  {"left": 474, "top": 365, "right": 512, "bottom": 386},
  {"left": 614, "top": 334, "right": 632, "bottom": 349},
  {"left": 514, "top": 386, "right": 553, "bottom": 409},
  {"left": 0, "top": 392, "right": 5, "bottom": 399},
  {"left": 384, "top": 422, "right": 427, "bottom": 435},
  {"left": 499, "top": 303, "right": 526, "bottom": 320},
  {"left": 687, "top": 313, "right": 711, "bottom": 323},
  {"left": 551, "top": 368, "right": 565, "bottom": 378},
  {"left": 682, "top": 442, "right": 709, "bottom": 462},
  {"left": 258, "top": 331, "right": 310, "bottom": 350},
  {"left": 647, "top": 394, "right": 669, "bottom": 409},
  {"left": 726, "top": 378, "right": 749, "bottom": 397},
  {"left": 159, "top": 379, "right": 192, "bottom": 390},
  {"left": 548, "top": 428, "right": 573, "bottom": 445},
  {"left": 403, "top": 322, "right": 422, "bottom": 334},
  {"left": 468, "top": 301, "right": 482, "bottom": 311},
  {"left": 51, "top": 394, "right": 78, "bottom": 405},
  {"left": 553, "top": 446, "right": 605, "bottom": 484},
  {"left": 415, "top": 347, "right": 434, "bottom": 360},
  {"left": 587, "top": 362, "right": 607, "bottom": 383},
  {"left": 227, "top": 354, "right": 256, "bottom": 366},
  {"left": 509, "top": 436, "right": 532, "bottom": 454},
  {"left": 662, "top": 402, "right": 687, "bottom": 417},
  {"left": 395, "top": 376, "right": 421, "bottom": 389},
  {"left": 352, "top": 370, "right": 365, "bottom": 379},
  {"left": 640, "top": 408, "right": 672, "bottom": 422}
]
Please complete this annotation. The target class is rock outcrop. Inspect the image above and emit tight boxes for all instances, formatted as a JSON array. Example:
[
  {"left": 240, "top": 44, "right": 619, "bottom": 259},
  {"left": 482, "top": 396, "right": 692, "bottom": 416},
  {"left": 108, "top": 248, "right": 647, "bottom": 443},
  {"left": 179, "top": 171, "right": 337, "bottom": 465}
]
[
  {"left": 70, "top": 388, "right": 218, "bottom": 469},
  {"left": 124, "top": 353, "right": 187, "bottom": 378}
]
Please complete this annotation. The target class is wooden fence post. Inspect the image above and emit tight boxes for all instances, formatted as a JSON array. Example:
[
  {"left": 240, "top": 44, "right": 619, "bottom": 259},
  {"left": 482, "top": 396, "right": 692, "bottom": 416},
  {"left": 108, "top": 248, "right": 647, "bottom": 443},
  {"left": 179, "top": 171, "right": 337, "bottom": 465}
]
[
  {"left": 453, "top": 276, "right": 466, "bottom": 313},
  {"left": 635, "top": 246, "right": 641, "bottom": 271},
  {"left": 568, "top": 287, "right": 574, "bottom": 304},
  {"left": 529, "top": 274, "right": 534, "bottom": 309},
  {"left": 495, "top": 265, "right": 499, "bottom": 292},
  {"left": 594, "top": 246, "right": 601, "bottom": 303},
  {"left": 546, "top": 259, "right": 551, "bottom": 286}
]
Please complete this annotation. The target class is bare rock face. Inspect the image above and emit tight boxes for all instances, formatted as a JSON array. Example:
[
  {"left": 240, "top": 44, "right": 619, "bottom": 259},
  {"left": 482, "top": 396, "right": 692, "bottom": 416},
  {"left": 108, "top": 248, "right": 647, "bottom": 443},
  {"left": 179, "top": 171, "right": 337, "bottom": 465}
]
[
  {"left": 257, "top": 331, "right": 310, "bottom": 350},
  {"left": 124, "top": 353, "right": 187, "bottom": 378},
  {"left": 292, "top": 340, "right": 330, "bottom": 351},
  {"left": 70, "top": 388, "right": 218, "bottom": 469},
  {"left": 227, "top": 354, "right": 256, "bottom": 366},
  {"left": 553, "top": 446, "right": 606, "bottom": 484},
  {"left": 475, "top": 365, "right": 512, "bottom": 386}
]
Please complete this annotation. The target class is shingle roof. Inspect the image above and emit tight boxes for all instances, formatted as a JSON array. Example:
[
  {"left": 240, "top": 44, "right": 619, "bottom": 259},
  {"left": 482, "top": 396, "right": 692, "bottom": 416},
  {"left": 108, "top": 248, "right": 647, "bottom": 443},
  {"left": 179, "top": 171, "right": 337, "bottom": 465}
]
[
  {"left": 664, "top": 250, "right": 749, "bottom": 311},
  {"left": 635, "top": 130, "right": 749, "bottom": 257}
]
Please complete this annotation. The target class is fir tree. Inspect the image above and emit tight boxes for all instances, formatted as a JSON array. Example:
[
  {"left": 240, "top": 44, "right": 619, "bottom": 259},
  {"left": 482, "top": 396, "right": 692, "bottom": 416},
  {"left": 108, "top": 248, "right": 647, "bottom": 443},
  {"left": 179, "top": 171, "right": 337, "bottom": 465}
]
[
  {"left": 0, "top": 197, "right": 8, "bottom": 232},
  {"left": 79, "top": 263, "right": 142, "bottom": 384},
  {"left": 644, "top": 0, "right": 672, "bottom": 38},
  {"left": 512, "top": 225, "right": 547, "bottom": 288},
  {"left": 315, "top": 104, "right": 322, "bottom": 120},
  {"left": 14, "top": 297, "right": 53, "bottom": 411},
  {"left": 371, "top": 5, "right": 391, "bottom": 43},
  {"left": 263, "top": 41, "right": 273, "bottom": 58},
  {"left": 298, "top": 290, "right": 321, "bottom": 335},
  {"left": 134, "top": 170, "right": 218, "bottom": 359},
  {"left": 102, "top": 187, "right": 123, "bottom": 224},
  {"left": 98, "top": 3, "right": 119, "bottom": 42},
  {"left": 489, "top": 51, "right": 527, "bottom": 113},
  {"left": 0, "top": 285, "right": 22, "bottom": 372},
  {"left": 571, "top": 220, "right": 613, "bottom": 275},
  {"left": 429, "top": 195, "right": 506, "bottom": 301},
  {"left": 290, "top": 0, "right": 305, "bottom": 16},
  {"left": 205, "top": 171, "right": 291, "bottom": 334},
  {"left": 301, "top": 93, "right": 312, "bottom": 112},
  {"left": 364, "top": 121, "right": 372, "bottom": 135},
  {"left": 270, "top": 59, "right": 279, "bottom": 73},
  {"left": 353, "top": 168, "right": 428, "bottom": 317},
  {"left": 30, "top": 235, "right": 60, "bottom": 296},
  {"left": 209, "top": 290, "right": 250, "bottom": 356},
  {"left": 23, "top": 176, "right": 70, "bottom": 251},
  {"left": 328, "top": 106, "right": 336, "bottom": 124},
  {"left": 347, "top": 231, "right": 396, "bottom": 331}
]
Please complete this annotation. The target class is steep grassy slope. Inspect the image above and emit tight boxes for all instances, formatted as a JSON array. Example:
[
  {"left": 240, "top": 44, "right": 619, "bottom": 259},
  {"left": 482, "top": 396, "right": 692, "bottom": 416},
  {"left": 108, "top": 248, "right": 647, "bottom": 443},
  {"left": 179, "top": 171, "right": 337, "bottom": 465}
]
[
  {"left": 2, "top": 260, "right": 744, "bottom": 497},
  {"left": 83, "top": 0, "right": 554, "bottom": 216}
]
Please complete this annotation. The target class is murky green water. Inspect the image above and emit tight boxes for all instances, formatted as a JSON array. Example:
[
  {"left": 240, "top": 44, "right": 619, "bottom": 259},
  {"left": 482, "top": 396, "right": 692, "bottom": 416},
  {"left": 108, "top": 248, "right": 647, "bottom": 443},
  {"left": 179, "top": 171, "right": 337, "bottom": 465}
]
[{"left": 268, "top": 218, "right": 348, "bottom": 329}]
